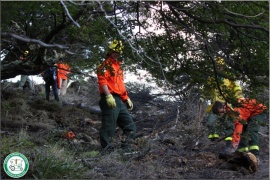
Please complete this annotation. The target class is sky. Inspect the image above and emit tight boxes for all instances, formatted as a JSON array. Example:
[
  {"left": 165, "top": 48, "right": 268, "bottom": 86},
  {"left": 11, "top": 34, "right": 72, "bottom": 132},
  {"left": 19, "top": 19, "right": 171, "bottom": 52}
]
[{"left": 7, "top": 75, "right": 44, "bottom": 85}]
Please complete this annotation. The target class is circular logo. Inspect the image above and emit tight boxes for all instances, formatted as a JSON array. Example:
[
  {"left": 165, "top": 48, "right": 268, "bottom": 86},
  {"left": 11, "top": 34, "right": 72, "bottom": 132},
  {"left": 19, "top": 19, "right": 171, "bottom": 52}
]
[{"left": 3, "top": 152, "right": 29, "bottom": 178}]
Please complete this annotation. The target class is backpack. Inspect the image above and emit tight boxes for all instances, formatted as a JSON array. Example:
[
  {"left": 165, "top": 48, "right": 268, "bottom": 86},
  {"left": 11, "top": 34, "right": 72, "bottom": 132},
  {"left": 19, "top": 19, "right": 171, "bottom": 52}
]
[{"left": 43, "top": 67, "right": 56, "bottom": 81}]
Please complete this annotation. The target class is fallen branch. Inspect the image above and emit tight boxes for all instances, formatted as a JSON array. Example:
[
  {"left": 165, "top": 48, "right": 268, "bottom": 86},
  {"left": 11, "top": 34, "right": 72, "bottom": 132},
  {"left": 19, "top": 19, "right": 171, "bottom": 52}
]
[
  {"left": 171, "top": 106, "right": 180, "bottom": 129},
  {"left": 199, "top": 133, "right": 233, "bottom": 150},
  {"left": 258, "top": 132, "right": 269, "bottom": 138},
  {"left": 1, "top": 120, "right": 55, "bottom": 131}
]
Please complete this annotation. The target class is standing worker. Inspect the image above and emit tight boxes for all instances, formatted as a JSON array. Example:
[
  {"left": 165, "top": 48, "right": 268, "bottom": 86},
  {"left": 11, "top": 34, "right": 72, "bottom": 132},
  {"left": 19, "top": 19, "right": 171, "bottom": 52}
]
[
  {"left": 42, "top": 66, "right": 59, "bottom": 102},
  {"left": 200, "top": 57, "right": 243, "bottom": 148},
  {"left": 56, "top": 58, "right": 70, "bottom": 96},
  {"left": 97, "top": 40, "right": 136, "bottom": 153}
]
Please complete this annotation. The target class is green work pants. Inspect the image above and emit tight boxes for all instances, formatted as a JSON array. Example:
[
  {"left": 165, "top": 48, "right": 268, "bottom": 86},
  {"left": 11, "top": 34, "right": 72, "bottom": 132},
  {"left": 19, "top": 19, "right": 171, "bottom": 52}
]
[
  {"left": 99, "top": 94, "right": 136, "bottom": 149},
  {"left": 238, "top": 113, "right": 266, "bottom": 156},
  {"left": 206, "top": 112, "right": 234, "bottom": 140}
]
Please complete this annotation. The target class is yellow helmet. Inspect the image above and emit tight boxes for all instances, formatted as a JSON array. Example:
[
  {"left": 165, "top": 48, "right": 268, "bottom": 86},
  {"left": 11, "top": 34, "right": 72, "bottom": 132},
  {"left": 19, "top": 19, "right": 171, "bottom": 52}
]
[
  {"left": 216, "top": 57, "right": 225, "bottom": 65},
  {"left": 24, "top": 51, "right": 29, "bottom": 55},
  {"left": 108, "top": 40, "right": 123, "bottom": 54}
]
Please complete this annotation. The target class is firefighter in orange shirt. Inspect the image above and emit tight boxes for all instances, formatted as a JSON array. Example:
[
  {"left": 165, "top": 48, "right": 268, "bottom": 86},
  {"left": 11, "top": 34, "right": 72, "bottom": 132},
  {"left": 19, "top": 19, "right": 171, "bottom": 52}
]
[
  {"left": 56, "top": 58, "right": 70, "bottom": 96},
  {"left": 97, "top": 40, "right": 136, "bottom": 153},
  {"left": 212, "top": 98, "right": 267, "bottom": 167}
]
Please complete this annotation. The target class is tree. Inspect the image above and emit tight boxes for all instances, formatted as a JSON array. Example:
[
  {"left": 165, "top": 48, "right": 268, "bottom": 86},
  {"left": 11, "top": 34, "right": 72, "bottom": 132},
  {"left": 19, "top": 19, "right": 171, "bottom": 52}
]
[
  {"left": 130, "top": 1, "right": 269, "bottom": 100},
  {"left": 1, "top": 1, "right": 123, "bottom": 79},
  {"left": 1, "top": 1, "right": 268, "bottom": 103}
]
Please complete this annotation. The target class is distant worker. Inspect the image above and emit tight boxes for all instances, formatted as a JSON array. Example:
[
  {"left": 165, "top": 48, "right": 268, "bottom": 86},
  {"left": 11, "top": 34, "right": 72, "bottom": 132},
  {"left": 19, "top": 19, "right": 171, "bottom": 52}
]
[
  {"left": 42, "top": 66, "right": 59, "bottom": 102},
  {"left": 18, "top": 50, "right": 35, "bottom": 94},
  {"left": 97, "top": 40, "right": 136, "bottom": 153},
  {"left": 56, "top": 58, "right": 70, "bottom": 96},
  {"left": 200, "top": 57, "right": 243, "bottom": 148}
]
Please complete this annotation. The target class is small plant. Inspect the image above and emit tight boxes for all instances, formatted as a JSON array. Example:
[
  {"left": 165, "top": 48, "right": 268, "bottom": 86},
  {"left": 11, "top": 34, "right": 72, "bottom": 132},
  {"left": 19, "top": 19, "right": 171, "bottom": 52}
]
[
  {"left": 82, "top": 151, "right": 99, "bottom": 158},
  {"left": 29, "top": 153, "right": 86, "bottom": 179}
]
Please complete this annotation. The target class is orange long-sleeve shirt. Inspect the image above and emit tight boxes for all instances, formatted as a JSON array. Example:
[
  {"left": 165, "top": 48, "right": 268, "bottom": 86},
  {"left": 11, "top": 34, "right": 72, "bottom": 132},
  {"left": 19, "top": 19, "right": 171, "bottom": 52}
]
[
  {"left": 57, "top": 63, "right": 70, "bottom": 80},
  {"left": 226, "top": 98, "right": 267, "bottom": 144},
  {"left": 97, "top": 57, "right": 128, "bottom": 101}
]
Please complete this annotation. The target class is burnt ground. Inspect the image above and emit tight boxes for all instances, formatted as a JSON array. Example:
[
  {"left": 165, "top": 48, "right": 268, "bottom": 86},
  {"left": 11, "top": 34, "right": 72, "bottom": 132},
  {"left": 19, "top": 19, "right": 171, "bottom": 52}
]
[{"left": 1, "top": 79, "right": 269, "bottom": 179}]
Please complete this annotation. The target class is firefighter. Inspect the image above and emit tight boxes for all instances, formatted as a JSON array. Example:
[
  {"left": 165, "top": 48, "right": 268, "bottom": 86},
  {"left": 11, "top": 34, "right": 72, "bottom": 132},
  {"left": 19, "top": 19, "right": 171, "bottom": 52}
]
[
  {"left": 97, "top": 40, "right": 136, "bottom": 153},
  {"left": 18, "top": 50, "right": 35, "bottom": 94},
  {"left": 42, "top": 66, "right": 59, "bottom": 102},
  {"left": 212, "top": 98, "right": 267, "bottom": 170},
  {"left": 200, "top": 57, "right": 243, "bottom": 147},
  {"left": 56, "top": 58, "right": 71, "bottom": 96}
]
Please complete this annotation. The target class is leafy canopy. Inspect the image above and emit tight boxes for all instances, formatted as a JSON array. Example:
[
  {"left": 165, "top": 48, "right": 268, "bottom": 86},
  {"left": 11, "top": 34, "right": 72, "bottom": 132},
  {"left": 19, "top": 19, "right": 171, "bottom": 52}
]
[{"left": 1, "top": 1, "right": 268, "bottom": 103}]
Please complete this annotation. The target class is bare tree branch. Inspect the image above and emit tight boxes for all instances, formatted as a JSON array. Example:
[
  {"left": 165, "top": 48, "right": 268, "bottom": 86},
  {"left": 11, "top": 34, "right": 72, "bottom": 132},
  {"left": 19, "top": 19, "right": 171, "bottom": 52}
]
[
  {"left": 60, "top": 0, "right": 81, "bottom": 28},
  {"left": 167, "top": 3, "right": 269, "bottom": 33},
  {"left": 1, "top": 32, "right": 69, "bottom": 49},
  {"left": 224, "top": 7, "right": 265, "bottom": 18}
]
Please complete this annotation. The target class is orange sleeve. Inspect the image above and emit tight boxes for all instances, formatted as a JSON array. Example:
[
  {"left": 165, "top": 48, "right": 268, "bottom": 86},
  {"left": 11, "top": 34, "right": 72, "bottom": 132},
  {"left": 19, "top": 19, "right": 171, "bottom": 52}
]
[{"left": 97, "top": 61, "right": 109, "bottom": 89}]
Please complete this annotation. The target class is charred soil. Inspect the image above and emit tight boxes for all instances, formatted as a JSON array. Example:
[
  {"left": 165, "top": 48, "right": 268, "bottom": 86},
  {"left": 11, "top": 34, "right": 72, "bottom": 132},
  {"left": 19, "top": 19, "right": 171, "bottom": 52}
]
[{"left": 1, "top": 79, "right": 269, "bottom": 179}]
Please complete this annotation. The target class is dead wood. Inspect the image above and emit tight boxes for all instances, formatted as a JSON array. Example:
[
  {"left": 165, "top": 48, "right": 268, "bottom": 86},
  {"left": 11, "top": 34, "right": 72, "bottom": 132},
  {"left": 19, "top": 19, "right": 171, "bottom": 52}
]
[
  {"left": 1, "top": 120, "right": 55, "bottom": 132},
  {"left": 77, "top": 103, "right": 101, "bottom": 114}
]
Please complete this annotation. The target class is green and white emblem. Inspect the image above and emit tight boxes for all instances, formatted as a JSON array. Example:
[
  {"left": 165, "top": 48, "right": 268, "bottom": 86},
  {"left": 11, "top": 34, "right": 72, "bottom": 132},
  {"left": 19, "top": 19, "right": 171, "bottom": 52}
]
[{"left": 3, "top": 152, "right": 29, "bottom": 178}]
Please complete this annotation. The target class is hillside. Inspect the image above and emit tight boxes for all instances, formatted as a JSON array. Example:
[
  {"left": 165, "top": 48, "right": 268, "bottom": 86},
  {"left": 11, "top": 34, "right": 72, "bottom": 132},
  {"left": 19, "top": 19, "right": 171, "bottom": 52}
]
[{"left": 1, "top": 79, "right": 269, "bottom": 179}]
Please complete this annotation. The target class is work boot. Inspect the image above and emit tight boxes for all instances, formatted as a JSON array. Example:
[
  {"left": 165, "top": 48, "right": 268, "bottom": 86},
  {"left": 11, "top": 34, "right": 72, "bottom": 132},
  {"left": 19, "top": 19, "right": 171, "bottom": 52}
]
[
  {"left": 208, "top": 133, "right": 219, "bottom": 141},
  {"left": 225, "top": 140, "right": 231, "bottom": 149},
  {"left": 245, "top": 152, "right": 258, "bottom": 173},
  {"left": 210, "top": 137, "right": 219, "bottom": 142},
  {"left": 120, "top": 142, "right": 138, "bottom": 155},
  {"left": 100, "top": 145, "right": 114, "bottom": 155}
]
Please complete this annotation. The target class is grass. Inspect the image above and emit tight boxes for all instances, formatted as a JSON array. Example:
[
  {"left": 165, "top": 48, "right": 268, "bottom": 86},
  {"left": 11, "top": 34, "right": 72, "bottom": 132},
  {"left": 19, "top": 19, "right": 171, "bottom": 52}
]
[{"left": 1, "top": 128, "right": 87, "bottom": 179}]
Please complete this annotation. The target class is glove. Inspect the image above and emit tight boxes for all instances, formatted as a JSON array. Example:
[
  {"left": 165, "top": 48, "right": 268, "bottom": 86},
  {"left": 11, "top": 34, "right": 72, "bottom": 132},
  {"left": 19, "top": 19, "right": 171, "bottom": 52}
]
[
  {"left": 199, "top": 97, "right": 204, "bottom": 103},
  {"left": 126, "top": 98, "right": 133, "bottom": 110},
  {"left": 235, "top": 90, "right": 244, "bottom": 99},
  {"left": 106, "top": 94, "right": 116, "bottom": 108}
]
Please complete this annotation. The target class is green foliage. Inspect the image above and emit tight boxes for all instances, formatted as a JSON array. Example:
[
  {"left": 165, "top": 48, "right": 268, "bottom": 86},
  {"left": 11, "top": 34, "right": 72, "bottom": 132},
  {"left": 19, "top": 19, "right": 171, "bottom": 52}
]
[
  {"left": 1, "top": 1, "right": 268, "bottom": 102},
  {"left": 81, "top": 151, "right": 99, "bottom": 158},
  {"left": 130, "top": 1, "right": 268, "bottom": 102},
  {"left": 1, "top": 130, "right": 33, "bottom": 156},
  {"left": 1, "top": 129, "right": 34, "bottom": 159},
  {"left": 30, "top": 151, "right": 85, "bottom": 179},
  {"left": 1, "top": 128, "right": 87, "bottom": 179}
]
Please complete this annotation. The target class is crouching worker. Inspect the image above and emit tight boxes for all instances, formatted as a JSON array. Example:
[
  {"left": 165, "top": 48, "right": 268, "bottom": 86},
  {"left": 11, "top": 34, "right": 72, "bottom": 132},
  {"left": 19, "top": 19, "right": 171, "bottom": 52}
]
[
  {"left": 212, "top": 98, "right": 267, "bottom": 171},
  {"left": 97, "top": 40, "right": 136, "bottom": 154}
]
